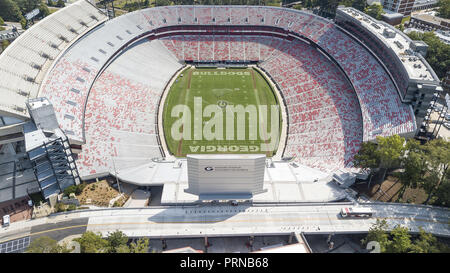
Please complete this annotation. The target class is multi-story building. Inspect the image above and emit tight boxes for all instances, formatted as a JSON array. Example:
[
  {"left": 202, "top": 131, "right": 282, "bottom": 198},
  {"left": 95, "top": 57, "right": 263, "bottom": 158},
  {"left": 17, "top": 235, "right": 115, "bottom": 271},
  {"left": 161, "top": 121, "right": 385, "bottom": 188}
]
[
  {"left": 408, "top": 13, "right": 450, "bottom": 31},
  {"left": 381, "top": 0, "right": 416, "bottom": 16},
  {"left": 336, "top": 7, "right": 443, "bottom": 129}
]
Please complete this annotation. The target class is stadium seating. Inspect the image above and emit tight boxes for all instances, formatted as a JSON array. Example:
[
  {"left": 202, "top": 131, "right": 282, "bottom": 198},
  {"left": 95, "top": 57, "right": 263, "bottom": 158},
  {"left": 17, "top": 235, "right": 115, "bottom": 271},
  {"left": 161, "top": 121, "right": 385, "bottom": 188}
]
[
  {"left": 0, "top": 0, "right": 107, "bottom": 118},
  {"left": 35, "top": 5, "right": 417, "bottom": 176}
]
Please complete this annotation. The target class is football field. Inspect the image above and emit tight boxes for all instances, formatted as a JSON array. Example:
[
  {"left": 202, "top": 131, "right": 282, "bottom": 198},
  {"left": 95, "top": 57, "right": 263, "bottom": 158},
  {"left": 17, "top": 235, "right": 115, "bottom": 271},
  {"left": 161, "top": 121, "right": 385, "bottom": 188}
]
[{"left": 162, "top": 67, "right": 281, "bottom": 157}]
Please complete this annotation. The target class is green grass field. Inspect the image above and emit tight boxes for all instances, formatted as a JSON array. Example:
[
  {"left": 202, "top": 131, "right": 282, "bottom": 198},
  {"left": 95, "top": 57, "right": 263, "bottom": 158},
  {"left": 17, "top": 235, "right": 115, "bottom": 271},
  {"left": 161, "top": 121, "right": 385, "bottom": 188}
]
[{"left": 162, "top": 67, "right": 281, "bottom": 157}]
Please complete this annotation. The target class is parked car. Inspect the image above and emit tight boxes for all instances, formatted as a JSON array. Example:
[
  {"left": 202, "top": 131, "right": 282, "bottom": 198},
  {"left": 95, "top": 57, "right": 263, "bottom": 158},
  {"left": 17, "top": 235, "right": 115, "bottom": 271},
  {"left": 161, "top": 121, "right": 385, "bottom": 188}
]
[
  {"left": 443, "top": 122, "right": 450, "bottom": 130},
  {"left": 434, "top": 105, "right": 443, "bottom": 112}
]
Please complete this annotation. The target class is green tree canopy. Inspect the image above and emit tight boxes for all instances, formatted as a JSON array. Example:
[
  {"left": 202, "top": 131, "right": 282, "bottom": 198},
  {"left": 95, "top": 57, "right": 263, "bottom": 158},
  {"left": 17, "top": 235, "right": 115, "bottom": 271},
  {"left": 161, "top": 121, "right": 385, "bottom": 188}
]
[
  {"left": 375, "top": 135, "right": 406, "bottom": 181},
  {"left": 26, "top": 236, "right": 71, "bottom": 253},
  {"left": 129, "top": 238, "right": 150, "bottom": 253},
  {"left": 364, "top": 3, "right": 384, "bottom": 20},
  {"left": 363, "top": 222, "right": 449, "bottom": 253},
  {"left": 74, "top": 231, "right": 109, "bottom": 253},
  {"left": 0, "top": 0, "right": 25, "bottom": 22},
  {"left": 353, "top": 141, "right": 380, "bottom": 171},
  {"left": 422, "top": 138, "right": 450, "bottom": 204},
  {"left": 406, "top": 31, "right": 450, "bottom": 80},
  {"left": 0, "top": 16, "right": 4, "bottom": 31},
  {"left": 386, "top": 225, "right": 412, "bottom": 253},
  {"left": 398, "top": 139, "right": 428, "bottom": 189},
  {"left": 437, "top": 0, "right": 450, "bottom": 19},
  {"left": 56, "top": 0, "right": 64, "bottom": 8},
  {"left": 39, "top": 2, "right": 50, "bottom": 17},
  {"left": 361, "top": 219, "right": 390, "bottom": 253},
  {"left": 106, "top": 230, "right": 129, "bottom": 253}
]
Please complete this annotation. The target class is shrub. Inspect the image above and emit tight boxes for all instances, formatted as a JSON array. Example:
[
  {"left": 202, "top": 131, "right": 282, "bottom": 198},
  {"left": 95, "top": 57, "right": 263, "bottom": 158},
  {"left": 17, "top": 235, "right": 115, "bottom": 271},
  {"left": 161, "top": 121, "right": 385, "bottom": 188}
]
[
  {"left": 67, "top": 204, "right": 76, "bottom": 211},
  {"left": 55, "top": 203, "right": 66, "bottom": 212},
  {"left": 75, "top": 183, "right": 87, "bottom": 195},
  {"left": 63, "top": 185, "right": 77, "bottom": 197}
]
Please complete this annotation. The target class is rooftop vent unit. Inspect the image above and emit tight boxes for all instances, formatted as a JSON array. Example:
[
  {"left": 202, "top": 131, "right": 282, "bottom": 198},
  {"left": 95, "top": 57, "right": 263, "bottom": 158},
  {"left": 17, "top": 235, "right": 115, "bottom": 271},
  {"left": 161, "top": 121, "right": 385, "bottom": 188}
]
[
  {"left": 68, "top": 27, "right": 78, "bottom": 34},
  {"left": 18, "top": 90, "right": 28, "bottom": 96},
  {"left": 49, "top": 42, "right": 58, "bottom": 49},
  {"left": 79, "top": 20, "right": 87, "bottom": 27},
  {"left": 24, "top": 76, "right": 34, "bottom": 82},
  {"left": 58, "top": 35, "right": 68, "bottom": 42},
  {"left": 383, "top": 28, "right": 396, "bottom": 38},
  {"left": 31, "top": 63, "right": 42, "bottom": 70},
  {"left": 41, "top": 52, "right": 51, "bottom": 59},
  {"left": 90, "top": 15, "right": 98, "bottom": 21},
  {"left": 14, "top": 106, "right": 26, "bottom": 112},
  {"left": 394, "top": 41, "right": 403, "bottom": 49}
]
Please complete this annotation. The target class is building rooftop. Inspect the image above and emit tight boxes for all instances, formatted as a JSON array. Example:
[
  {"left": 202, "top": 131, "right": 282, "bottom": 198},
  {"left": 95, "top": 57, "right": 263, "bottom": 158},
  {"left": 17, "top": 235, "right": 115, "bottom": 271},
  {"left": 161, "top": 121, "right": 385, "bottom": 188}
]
[
  {"left": 339, "top": 7, "right": 437, "bottom": 82},
  {"left": 412, "top": 13, "right": 450, "bottom": 25}
]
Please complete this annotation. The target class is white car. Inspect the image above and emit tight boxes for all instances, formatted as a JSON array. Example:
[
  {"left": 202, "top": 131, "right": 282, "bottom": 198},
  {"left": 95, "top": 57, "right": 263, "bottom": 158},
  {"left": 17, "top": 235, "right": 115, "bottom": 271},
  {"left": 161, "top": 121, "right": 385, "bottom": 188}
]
[{"left": 444, "top": 123, "right": 450, "bottom": 130}]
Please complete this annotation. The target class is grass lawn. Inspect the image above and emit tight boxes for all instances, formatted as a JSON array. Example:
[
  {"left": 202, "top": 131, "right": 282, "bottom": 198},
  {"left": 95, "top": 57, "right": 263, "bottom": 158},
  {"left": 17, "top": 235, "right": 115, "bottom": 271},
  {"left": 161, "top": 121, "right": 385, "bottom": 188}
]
[{"left": 162, "top": 67, "right": 281, "bottom": 157}]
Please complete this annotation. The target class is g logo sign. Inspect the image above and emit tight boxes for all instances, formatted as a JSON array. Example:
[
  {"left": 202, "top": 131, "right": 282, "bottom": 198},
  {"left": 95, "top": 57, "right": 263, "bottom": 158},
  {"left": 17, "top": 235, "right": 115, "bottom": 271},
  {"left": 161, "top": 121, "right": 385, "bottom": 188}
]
[
  {"left": 204, "top": 167, "right": 214, "bottom": 171},
  {"left": 366, "top": 241, "right": 380, "bottom": 253}
]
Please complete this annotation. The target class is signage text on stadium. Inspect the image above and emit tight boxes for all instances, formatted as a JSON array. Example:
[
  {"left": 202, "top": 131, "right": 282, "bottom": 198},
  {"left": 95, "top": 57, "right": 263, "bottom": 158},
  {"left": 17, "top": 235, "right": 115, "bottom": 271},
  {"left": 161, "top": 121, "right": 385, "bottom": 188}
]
[
  {"left": 193, "top": 71, "right": 251, "bottom": 76},
  {"left": 189, "top": 145, "right": 260, "bottom": 153}
]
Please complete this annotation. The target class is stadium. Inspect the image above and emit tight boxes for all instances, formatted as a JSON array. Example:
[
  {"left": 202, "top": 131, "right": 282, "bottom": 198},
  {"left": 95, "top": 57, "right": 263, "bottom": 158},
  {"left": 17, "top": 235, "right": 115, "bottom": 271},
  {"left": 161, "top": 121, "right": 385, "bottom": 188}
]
[{"left": 0, "top": 1, "right": 443, "bottom": 204}]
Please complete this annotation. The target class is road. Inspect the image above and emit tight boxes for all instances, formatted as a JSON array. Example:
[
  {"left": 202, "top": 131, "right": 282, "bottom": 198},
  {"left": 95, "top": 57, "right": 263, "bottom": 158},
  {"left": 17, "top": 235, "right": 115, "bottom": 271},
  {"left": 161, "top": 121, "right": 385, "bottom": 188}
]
[{"left": 1, "top": 202, "right": 448, "bottom": 245}]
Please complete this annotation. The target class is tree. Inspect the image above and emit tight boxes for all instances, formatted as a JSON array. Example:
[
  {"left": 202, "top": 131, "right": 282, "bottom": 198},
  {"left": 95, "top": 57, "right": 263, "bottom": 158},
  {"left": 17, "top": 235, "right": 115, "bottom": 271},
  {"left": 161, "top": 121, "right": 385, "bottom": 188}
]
[
  {"left": 364, "top": 222, "right": 450, "bottom": 253},
  {"left": 434, "top": 178, "right": 450, "bottom": 207},
  {"left": 361, "top": 219, "right": 390, "bottom": 253},
  {"left": 39, "top": 2, "right": 50, "bottom": 17},
  {"left": 74, "top": 231, "right": 109, "bottom": 253},
  {"left": 56, "top": 0, "right": 65, "bottom": 8},
  {"left": 375, "top": 135, "right": 405, "bottom": 181},
  {"left": 0, "top": 0, "right": 25, "bottom": 22},
  {"left": 155, "top": 0, "right": 171, "bottom": 6},
  {"left": 350, "top": 0, "right": 366, "bottom": 11},
  {"left": 26, "top": 236, "right": 71, "bottom": 253},
  {"left": 398, "top": 139, "right": 427, "bottom": 190},
  {"left": 386, "top": 225, "right": 412, "bottom": 253},
  {"left": 437, "top": 0, "right": 450, "bottom": 19},
  {"left": 292, "top": 3, "right": 303, "bottom": 10},
  {"left": 422, "top": 138, "right": 450, "bottom": 204},
  {"left": 106, "top": 230, "right": 129, "bottom": 253},
  {"left": 364, "top": 3, "right": 384, "bottom": 20},
  {"left": 353, "top": 141, "right": 380, "bottom": 171},
  {"left": 129, "top": 238, "right": 149, "bottom": 253},
  {"left": 1, "top": 39, "right": 9, "bottom": 51},
  {"left": 410, "top": 227, "right": 440, "bottom": 253},
  {"left": 0, "top": 16, "right": 4, "bottom": 31}
]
